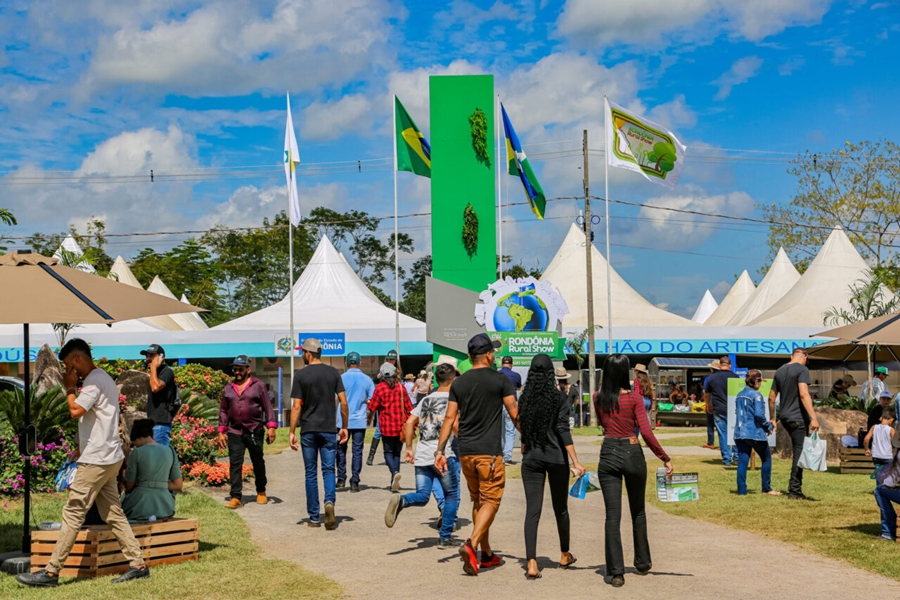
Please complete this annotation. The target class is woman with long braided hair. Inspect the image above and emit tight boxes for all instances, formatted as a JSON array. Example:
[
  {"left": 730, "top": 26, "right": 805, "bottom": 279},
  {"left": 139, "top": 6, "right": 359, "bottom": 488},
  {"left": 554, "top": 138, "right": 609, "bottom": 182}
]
[{"left": 518, "top": 354, "right": 585, "bottom": 579}]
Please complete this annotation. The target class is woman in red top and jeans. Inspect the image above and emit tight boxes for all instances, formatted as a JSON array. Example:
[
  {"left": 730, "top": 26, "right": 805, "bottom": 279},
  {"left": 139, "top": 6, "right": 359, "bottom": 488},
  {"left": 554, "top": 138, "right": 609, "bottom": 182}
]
[{"left": 595, "top": 354, "right": 672, "bottom": 588}]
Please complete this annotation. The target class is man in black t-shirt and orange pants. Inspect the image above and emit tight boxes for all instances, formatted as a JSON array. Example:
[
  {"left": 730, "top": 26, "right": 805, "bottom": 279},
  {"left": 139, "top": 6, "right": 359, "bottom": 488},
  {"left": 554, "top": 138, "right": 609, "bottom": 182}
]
[{"left": 434, "top": 333, "right": 518, "bottom": 576}]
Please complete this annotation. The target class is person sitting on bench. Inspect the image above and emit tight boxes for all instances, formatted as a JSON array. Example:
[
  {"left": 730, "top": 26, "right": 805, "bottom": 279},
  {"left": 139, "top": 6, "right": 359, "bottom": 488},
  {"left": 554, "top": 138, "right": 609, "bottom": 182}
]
[{"left": 121, "top": 418, "right": 183, "bottom": 521}]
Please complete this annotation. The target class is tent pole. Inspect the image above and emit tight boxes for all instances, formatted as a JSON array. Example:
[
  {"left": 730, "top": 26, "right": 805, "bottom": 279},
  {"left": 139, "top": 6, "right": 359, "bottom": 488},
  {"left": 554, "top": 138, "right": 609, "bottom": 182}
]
[
  {"left": 583, "top": 130, "right": 596, "bottom": 424},
  {"left": 22, "top": 323, "right": 30, "bottom": 554}
]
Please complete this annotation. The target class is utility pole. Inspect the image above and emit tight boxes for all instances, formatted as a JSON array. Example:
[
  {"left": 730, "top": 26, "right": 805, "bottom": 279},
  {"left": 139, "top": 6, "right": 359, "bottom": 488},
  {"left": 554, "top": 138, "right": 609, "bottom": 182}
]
[{"left": 583, "top": 130, "right": 596, "bottom": 425}]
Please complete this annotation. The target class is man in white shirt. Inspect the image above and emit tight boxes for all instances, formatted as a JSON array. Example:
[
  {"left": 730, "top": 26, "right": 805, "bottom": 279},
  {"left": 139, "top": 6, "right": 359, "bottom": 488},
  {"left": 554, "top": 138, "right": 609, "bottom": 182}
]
[
  {"left": 16, "top": 339, "right": 148, "bottom": 588},
  {"left": 861, "top": 366, "right": 890, "bottom": 402}
]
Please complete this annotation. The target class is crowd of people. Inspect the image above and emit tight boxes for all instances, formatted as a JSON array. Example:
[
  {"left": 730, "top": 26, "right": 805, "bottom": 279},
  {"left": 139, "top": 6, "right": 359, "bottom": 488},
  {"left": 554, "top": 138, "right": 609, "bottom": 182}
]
[{"left": 17, "top": 334, "right": 900, "bottom": 589}]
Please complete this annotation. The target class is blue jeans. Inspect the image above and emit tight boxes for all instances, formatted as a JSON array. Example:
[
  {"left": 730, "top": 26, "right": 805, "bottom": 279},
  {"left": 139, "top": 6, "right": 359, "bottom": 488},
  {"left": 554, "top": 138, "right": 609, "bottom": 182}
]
[
  {"left": 502, "top": 410, "right": 515, "bottom": 462},
  {"left": 153, "top": 424, "right": 172, "bottom": 446},
  {"left": 875, "top": 484, "right": 900, "bottom": 540},
  {"left": 382, "top": 436, "right": 402, "bottom": 477},
  {"left": 401, "top": 458, "right": 460, "bottom": 540},
  {"left": 735, "top": 439, "right": 772, "bottom": 495},
  {"left": 706, "top": 413, "right": 715, "bottom": 446},
  {"left": 872, "top": 458, "right": 891, "bottom": 538},
  {"left": 337, "top": 429, "right": 366, "bottom": 485},
  {"left": 713, "top": 414, "right": 734, "bottom": 465},
  {"left": 300, "top": 432, "right": 337, "bottom": 522}
]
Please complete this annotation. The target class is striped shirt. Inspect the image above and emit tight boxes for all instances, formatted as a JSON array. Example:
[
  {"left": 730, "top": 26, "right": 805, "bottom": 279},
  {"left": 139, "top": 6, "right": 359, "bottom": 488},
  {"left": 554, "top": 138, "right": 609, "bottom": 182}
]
[{"left": 596, "top": 390, "right": 669, "bottom": 462}]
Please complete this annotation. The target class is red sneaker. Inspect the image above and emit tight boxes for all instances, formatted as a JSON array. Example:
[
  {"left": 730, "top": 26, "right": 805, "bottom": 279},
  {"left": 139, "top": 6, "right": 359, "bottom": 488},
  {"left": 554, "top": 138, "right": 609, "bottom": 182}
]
[
  {"left": 459, "top": 539, "right": 479, "bottom": 576},
  {"left": 480, "top": 552, "right": 502, "bottom": 569}
]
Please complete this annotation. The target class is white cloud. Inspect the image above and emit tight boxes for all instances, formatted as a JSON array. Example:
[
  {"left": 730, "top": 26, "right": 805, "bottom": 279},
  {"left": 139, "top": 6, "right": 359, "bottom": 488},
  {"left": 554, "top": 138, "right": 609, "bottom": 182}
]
[
  {"left": 78, "top": 0, "right": 395, "bottom": 97},
  {"left": 710, "top": 279, "right": 732, "bottom": 299},
  {"left": 76, "top": 125, "right": 196, "bottom": 177},
  {"left": 624, "top": 188, "right": 755, "bottom": 250},
  {"left": 647, "top": 94, "right": 697, "bottom": 130},
  {"left": 711, "top": 56, "right": 763, "bottom": 100},
  {"left": 778, "top": 56, "right": 806, "bottom": 75},
  {"left": 812, "top": 37, "right": 864, "bottom": 66},
  {"left": 302, "top": 94, "right": 375, "bottom": 142},
  {"left": 196, "top": 181, "right": 348, "bottom": 230},
  {"left": 556, "top": 0, "right": 832, "bottom": 48},
  {"left": 387, "top": 60, "right": 484, "bottom": 132}
]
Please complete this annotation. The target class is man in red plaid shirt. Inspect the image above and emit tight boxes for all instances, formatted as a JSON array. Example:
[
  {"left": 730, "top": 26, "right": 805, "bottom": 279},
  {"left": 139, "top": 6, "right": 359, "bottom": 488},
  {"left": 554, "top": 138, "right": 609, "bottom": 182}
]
[{"left": 368, "top": 363, "right": 413, "bottom": 491}]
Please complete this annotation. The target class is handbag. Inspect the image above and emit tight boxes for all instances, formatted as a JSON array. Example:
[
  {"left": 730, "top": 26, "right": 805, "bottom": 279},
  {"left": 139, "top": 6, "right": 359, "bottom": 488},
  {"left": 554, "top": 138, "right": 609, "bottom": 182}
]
[{"left": 797, "top": 432, "right": 828, "bottom": 472}]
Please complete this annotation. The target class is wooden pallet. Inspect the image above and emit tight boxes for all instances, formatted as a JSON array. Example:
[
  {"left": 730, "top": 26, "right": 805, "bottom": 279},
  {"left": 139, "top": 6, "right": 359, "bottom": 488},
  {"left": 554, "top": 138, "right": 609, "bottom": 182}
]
[
  {"left": 839, "top": 448, "right": 877, "bottom": 474},
  {"left": 30, "top": 518, "right": 199, "bottom": 578}
]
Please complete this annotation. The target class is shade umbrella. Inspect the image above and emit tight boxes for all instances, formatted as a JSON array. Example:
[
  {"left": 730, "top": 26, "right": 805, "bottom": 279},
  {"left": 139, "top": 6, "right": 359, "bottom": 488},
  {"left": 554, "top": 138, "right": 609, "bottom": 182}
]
[
  {"left": 807, "top": 338, "right": 900, "bottom": 363},
  {"left": 0, "top": 250, "right": 206, "bottom": 553},
  {"left": 813, "top": 310, "right": 900, "bottom": 345}
]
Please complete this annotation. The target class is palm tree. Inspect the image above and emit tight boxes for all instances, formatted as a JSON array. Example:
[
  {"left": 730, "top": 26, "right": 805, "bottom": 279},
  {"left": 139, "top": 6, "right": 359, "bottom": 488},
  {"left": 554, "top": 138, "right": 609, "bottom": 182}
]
[{"left": 824, "top": 270, "right": 900, "bottom": 403}]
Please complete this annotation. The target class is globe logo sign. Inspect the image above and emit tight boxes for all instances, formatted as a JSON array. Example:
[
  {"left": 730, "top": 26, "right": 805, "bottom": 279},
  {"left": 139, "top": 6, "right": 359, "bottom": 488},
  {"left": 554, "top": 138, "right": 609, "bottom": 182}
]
[{"left": 492, "top": 288, "right": 550, "bottom": 332}]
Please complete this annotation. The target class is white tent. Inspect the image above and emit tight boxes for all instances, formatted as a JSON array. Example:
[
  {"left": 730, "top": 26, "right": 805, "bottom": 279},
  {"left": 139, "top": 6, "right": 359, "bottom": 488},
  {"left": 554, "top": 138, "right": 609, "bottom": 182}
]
[
  {"left": 703, "top": 271, "right": 756, "bottom": 326},
  {"left": 53, "top": 235, "right": 95, "bottom": 274},
  {"left": 214, "top": 234, "right": 426, "bottom": 334},
  {"left": 109, "top": 257, "right": 184, "bottom": 331},
  {"left": 726, "top": 248, "right": 801, "bottom": 326},
  {"left": 691, "top": 290, "right": 718, "bottom": 324},
  {"left": 749, "top": 227, "right": 877, "bottom": 327},
  {"left": 540, "top": 224, "right": 696, "bottom": 328},
  {"left": 146, "top": 276, "right": 208, "bottom": 331}
]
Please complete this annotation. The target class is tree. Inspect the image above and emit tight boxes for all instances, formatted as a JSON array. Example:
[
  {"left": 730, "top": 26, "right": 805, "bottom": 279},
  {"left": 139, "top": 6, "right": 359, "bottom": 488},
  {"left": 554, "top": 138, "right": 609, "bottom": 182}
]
[
  {"left": 824, "top": 269, "right": 900, "bottom": 406},
  {"left": 497, "top": 254, "right": 542, "bottom": 279},
  {"left": 25, "top": 217, "right": 113, "bottom": 276},
  {"left": 399, "top": 255, "right": 431, "bottom": 321},
  {"left": 0, "top": 208, "right": 16, "bottom": 252},
  {"left": 762, "top": 140, "right": 900, "bottom": 275}
]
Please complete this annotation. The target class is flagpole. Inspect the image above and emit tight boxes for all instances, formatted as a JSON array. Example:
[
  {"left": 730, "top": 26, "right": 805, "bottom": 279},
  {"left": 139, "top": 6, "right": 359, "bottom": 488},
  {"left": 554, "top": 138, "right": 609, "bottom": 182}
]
[
  {"left": 393, "top": 95, "right": 401, "bottom": 364},
  {"left": 496, "top": 95, "right": 502, "bottom": 279},
  {"left": 287, "top": 92, "right": 295, "bottom": 396},
  {"left": 604, "top": 97, "right": 613, "bottom": 354}
]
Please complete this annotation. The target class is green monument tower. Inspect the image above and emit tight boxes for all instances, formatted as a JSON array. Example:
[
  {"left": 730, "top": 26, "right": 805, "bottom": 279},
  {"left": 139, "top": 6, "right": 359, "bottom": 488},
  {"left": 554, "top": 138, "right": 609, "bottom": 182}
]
[{"left": 429, "top": 75, "right": 497, "bottom": 359}]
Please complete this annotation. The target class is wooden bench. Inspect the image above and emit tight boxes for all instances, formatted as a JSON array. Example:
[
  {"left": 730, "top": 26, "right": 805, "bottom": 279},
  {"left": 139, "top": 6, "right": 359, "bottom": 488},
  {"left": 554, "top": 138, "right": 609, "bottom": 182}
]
[
  {"left": 30, "top": 518, "right": 199, "bottom": 578},
  {"left": 839, "top": 447, "right": 875, "bottom": 474}
]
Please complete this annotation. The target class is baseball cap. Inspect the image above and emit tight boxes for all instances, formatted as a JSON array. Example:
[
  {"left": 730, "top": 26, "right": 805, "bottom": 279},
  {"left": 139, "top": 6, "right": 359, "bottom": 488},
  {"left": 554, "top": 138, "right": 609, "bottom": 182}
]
[
  {"left": 880, "top": 390, "right": 893, "bottom": 399},
  {"left": 139, "top": 343, "right": 165, "bottom": 356},
  {"left": 468, "top": 333, "right": 501, "bottom": 356},
  {"left": 232, "top": 355, "right": 251, "bottom": 367},
  {"left": 876, "top": 366, "right": 889, "bottom": 375},
  {"left": 380, "top": 362, "right": 397, "bottom": 378},
  {"left": 346, "top": 351, "right": 361, "bottom": 364},
  {"left": 297, "top": 338, "right": 322, "bottom": 353},
  {"left": 435, "top": 354, "right": 461, "bottom": 375},
  {"left": 386, "top": 349, "right": 398, "bottom": 360},
  {"left": 501, "top": 356, "right": 513, "bottom": 365}
]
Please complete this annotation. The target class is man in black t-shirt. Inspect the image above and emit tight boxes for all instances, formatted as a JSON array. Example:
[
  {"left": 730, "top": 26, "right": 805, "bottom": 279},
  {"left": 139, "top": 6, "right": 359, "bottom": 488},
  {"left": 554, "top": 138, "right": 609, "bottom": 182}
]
[
  {"left": 703, "top": 356, "right": 740, "bottom": 466},
  {"left": 140, "top": 344, "right": 178, "bottom": 446},
  {"left": 769, "top": 347, "right": 819, "bottom": 499},
  {"left": 289, "top": 338, "right": 348, "bottom": 530},
  {"left": 434, "top": 333, "right": 518, "bottom": 576}
]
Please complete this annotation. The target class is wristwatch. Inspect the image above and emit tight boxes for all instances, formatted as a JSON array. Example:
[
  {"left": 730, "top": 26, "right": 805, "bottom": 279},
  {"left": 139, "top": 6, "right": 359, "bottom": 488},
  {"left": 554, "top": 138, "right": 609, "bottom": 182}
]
[{"left": 433, "top": 450, "right": 444, "bottom": 457}]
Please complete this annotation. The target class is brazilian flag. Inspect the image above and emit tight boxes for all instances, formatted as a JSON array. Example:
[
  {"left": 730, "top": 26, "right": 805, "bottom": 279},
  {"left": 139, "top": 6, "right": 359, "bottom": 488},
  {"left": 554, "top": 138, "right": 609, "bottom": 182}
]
[{"left": 395, "top": 96, "right": 431, "bottom": 178}]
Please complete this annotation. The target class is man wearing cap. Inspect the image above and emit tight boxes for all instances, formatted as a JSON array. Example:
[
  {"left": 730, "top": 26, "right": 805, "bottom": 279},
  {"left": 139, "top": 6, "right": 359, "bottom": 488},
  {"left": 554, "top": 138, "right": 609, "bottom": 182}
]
[
  {"left": 861, "top": 367, "right": 890, "bottom": 403},
  {"left": 868, "top": 389, "right": 895, "bottom": 430},
  {"left": 140, "top": 344, "right": 178, "bottom": 446},
  {"left": 218, "top": 356, "right": 277, "bottom": 509},
  {"left": 702, "top": 360, "right": 720, "bottom": 450},
  {"left": 289, "top": 338, "right": 349, "bottom": 530},
  {"left": 368, "top": 349, "right": 400, "bottom": 465},
  {"left": 704, "top": 356, "right": 740, "bottom": 466},
  {"left": 434, "top": 333, "right": 518, "bottom": 576},
  {"left": 339, "top": 351, "right": 375, "bottom": 492},
  {"left": 498, "top": 356, "right": 521, "bottom": 465}
]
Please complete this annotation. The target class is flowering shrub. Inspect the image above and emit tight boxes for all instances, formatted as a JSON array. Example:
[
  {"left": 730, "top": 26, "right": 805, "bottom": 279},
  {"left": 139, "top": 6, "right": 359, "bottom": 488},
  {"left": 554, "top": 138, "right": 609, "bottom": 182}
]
[
  {"left": 183, "top": 461, "right": 253, "bottom": 486},
  {"left": 0, "top": 427, "right": 74, "bottom": 496},
  {"left": 170, "top": 404, "right": 217, "bottom": 466},
  {"left": 172, "top": 364, "right": 231, "bottom": 400},
  {"left": 96, "top": 358, "right": 145, "bottom": 379}
]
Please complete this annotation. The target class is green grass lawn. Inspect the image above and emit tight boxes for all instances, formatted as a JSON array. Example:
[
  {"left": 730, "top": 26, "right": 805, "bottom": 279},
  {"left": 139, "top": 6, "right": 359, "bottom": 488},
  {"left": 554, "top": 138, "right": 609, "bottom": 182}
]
[
  {"left": 0, "top": 489, "right": 342, "bottom": 599},
  {"left": 648, "top": 456, "right": 899, "bottom": 581}
]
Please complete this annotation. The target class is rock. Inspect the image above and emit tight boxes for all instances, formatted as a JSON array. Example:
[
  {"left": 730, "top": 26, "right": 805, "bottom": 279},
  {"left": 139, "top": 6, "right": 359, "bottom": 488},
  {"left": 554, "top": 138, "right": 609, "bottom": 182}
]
[
  {"left": 120, "top": 408, "right": 147, "bottom": 443},
  {"left": 0, "top": 552, "right": 30, "bottom": 575},
  {"left": 775, "top": 407, "right": 867, "bottom": 462},
  {"left": 116, "top": 370, "right": 149, "bottom": 411},
  {"left": 32, "top": 344, "right": 63, "bottom": 396}
]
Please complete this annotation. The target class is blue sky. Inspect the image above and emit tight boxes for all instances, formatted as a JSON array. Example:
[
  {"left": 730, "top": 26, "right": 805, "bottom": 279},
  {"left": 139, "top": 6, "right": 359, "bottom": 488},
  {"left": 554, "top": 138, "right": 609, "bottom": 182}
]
[{"left": 1, "top": 0, "right": 898, "bottom": 317}]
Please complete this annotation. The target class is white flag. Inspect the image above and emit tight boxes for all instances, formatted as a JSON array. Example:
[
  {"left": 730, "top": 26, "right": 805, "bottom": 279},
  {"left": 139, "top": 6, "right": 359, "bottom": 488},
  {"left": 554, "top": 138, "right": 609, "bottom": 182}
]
[
  {"left": 284, "top": 93, "right": 302, "bottom": 226},
  {"left": 605, "top": 97, "right": 686, "bottom": 190}
]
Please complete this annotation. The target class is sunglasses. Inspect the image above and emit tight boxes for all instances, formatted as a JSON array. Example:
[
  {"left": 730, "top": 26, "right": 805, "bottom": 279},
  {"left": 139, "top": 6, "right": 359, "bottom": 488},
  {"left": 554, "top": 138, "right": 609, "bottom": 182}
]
[{"left": 232, "top": 366, "right": 249, "bottom": 373}]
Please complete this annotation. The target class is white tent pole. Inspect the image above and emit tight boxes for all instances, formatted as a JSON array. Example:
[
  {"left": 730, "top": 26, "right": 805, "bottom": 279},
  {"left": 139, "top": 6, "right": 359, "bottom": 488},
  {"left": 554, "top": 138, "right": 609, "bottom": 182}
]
[
  {"left": 497, "top": 95, "right": 502, "bottom": 279},
  {"left": 393, "top": 95, "right": 401, "bottom": 364},
  {"left": 288, "top": 92, "right": 295, "bottom": 390}
]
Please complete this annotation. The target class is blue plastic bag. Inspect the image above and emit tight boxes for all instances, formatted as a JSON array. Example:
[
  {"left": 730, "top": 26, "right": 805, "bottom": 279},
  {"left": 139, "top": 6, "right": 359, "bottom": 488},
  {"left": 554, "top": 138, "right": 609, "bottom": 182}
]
[
  {"left": 55, "top": 460, "right": 77, "bottom": 492},
  {"left": 568, "top": 473, "right": 600, "bottom": 499}
]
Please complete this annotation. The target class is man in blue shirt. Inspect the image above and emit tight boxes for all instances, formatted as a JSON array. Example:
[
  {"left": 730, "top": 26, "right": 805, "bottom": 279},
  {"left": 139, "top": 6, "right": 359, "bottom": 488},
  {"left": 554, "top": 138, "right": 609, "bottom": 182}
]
[
  {"left": 339, "top": 351, "right": 375, "bottom": 492},
  {"left": 498, "top": 356, "right": 522, "bottom": 465}
]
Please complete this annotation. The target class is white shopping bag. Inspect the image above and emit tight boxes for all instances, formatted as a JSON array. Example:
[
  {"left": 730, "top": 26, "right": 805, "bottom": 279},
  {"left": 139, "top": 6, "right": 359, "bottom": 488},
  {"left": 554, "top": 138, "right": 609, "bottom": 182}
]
[{"left": 797, "top": 432, "right": 828, "bottom": 472}]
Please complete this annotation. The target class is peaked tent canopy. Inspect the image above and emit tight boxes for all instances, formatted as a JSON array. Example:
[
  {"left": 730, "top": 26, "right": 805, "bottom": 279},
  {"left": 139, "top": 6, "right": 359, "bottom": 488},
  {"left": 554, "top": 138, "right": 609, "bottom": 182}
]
[
  {"left": 726, "top": 248, "right": 801, "bottom": 326},
  {"left": 691, "top": 290, "right": 718, "bottom": 324},
  {"left": 703, "top": 271, "right": 756, "bottom": 326},
  {"left": 749, "top": 227, "right": 879, "bottom": 327},
  {"left": 147, "top": 276, "right": 208, "bottom": 331},
  {"left": 540, "top": 224, "right": 697, "bottom": 328},
  {"left": 109, "top": 256, "right": 184, "bottom": 331},
  {"left": 214, "top": 235, "right": 425, "bottom": 333},
  {"left": 53, "top": 235, "right": 95, "bottom": 274}
]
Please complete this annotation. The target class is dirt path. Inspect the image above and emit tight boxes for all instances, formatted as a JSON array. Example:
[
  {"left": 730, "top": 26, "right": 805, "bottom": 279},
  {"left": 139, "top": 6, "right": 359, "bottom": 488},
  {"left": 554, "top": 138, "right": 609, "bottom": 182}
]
[{"left": 226, "top": 441, "right": 900, "bottom": 600}]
